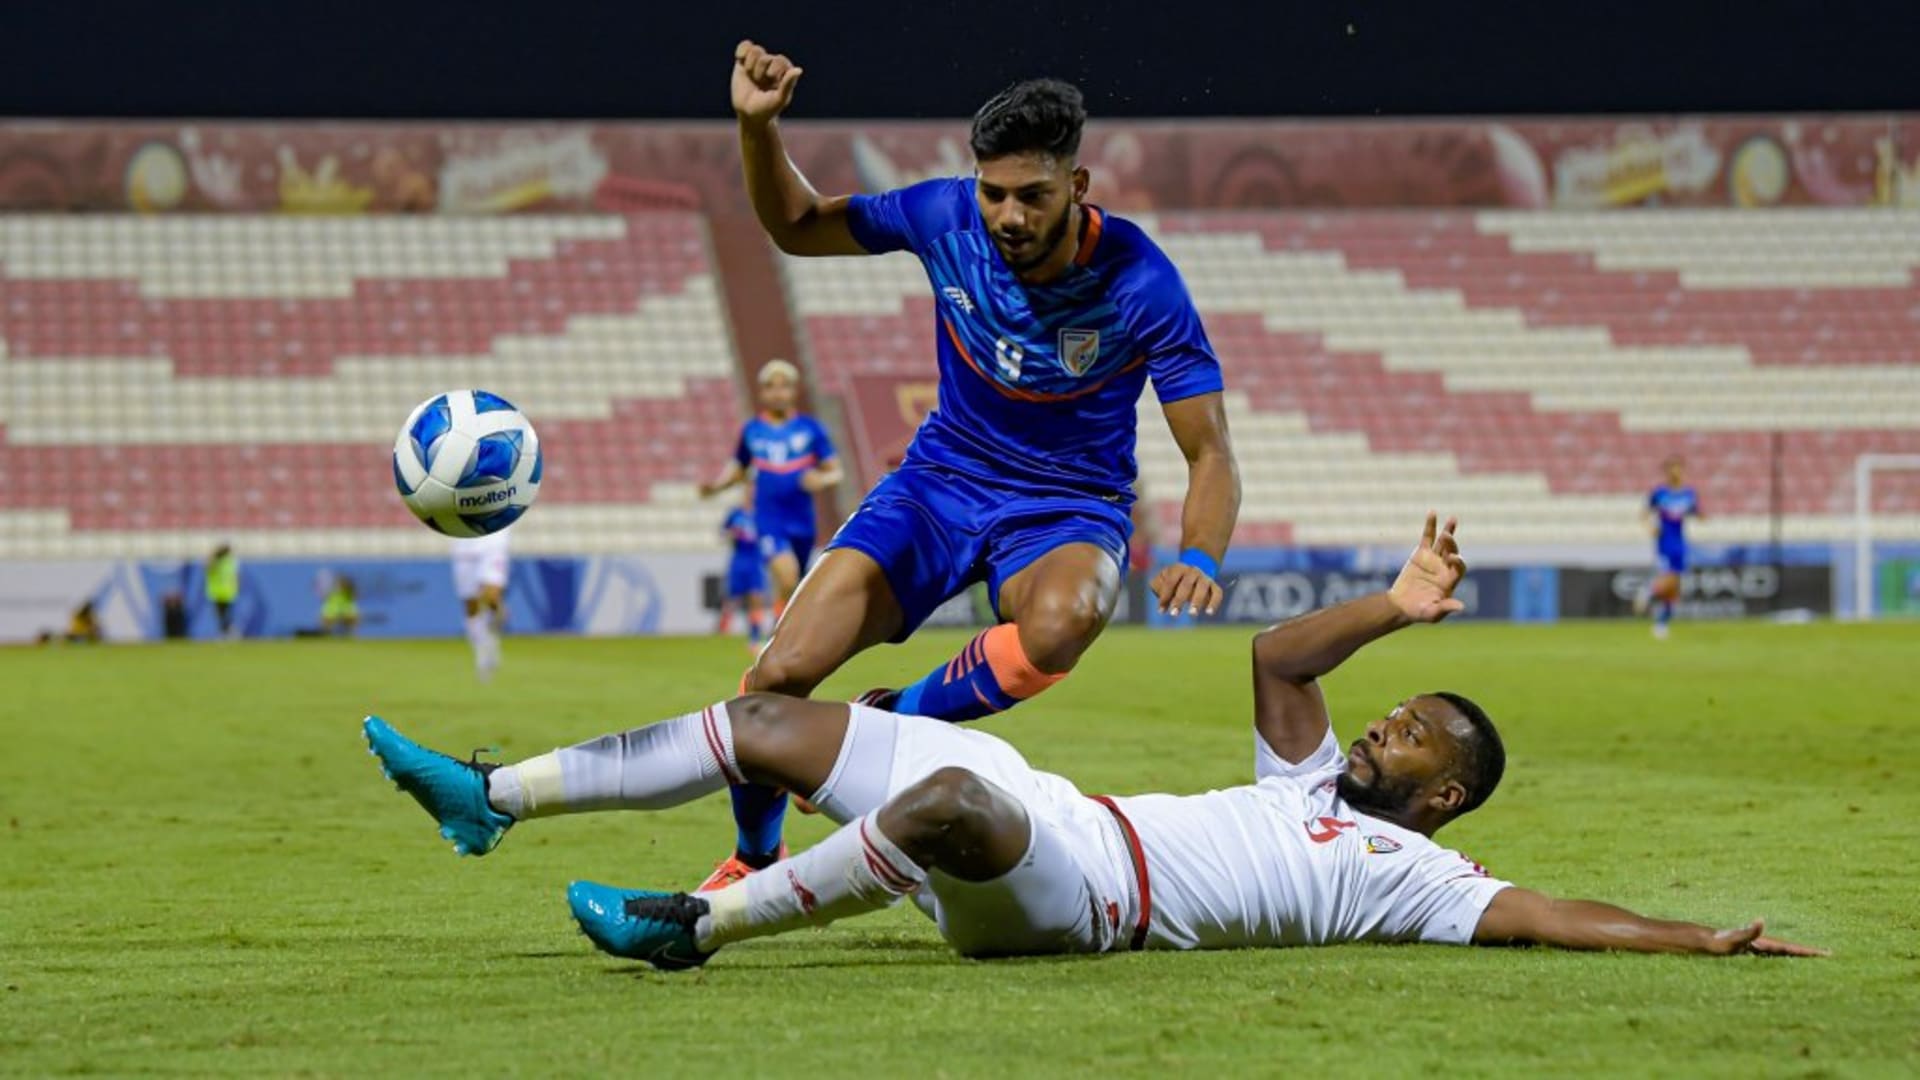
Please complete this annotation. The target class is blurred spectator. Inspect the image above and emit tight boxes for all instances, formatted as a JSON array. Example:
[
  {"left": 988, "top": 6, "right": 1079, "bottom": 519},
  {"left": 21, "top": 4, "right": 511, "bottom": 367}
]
[
  {"left": 206, "top": 543, "right": 240, "bottom": 639},
  {"left": 321, "top": 576, "right": 360, "bottom": 636},
  {"left": 38, "top": 599, "right": 102, "bottom": 645},
  {"left": 161, "top": 591, "right": 189, "bottom": 639},
  {"left": 67, "top": 600, "right": 102, "bottom": 642}
]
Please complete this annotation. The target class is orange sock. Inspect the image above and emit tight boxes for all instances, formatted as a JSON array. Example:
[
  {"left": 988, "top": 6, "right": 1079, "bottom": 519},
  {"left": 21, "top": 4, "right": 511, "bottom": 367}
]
[{"left": 978, "top": 623, "right": 1067, "bottom": 699}]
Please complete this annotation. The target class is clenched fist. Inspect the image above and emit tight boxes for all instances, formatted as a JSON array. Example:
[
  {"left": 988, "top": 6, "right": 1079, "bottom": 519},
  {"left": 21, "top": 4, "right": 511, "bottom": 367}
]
[{"left": 733, "top": 40, "right": 803, "bottom": 124}]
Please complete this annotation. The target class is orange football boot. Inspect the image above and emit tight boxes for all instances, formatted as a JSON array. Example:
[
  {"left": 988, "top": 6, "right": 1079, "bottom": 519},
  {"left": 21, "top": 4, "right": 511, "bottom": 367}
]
[{"left": 695, "top": 843, "right": 789, "bottom": 892}]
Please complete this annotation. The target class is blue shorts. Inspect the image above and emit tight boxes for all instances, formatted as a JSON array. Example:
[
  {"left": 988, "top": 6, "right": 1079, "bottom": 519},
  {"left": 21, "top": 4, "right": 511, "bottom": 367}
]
[
  {"left": 726, "top": 555, "right": 767, "bottom": 598},
  {"left": 826, "top": 464, "right": 1132, "bottom": 642},
  {"left": 1655, "top": 545, "right": 1688, "bottom": 575},
  {"left": 757, "top": 522, "right": 818, "bottom": 574}
]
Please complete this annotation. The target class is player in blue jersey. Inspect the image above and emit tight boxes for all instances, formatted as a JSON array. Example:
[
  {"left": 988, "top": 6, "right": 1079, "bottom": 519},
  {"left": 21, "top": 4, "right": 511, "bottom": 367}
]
[
  {"left": 1639, "top": 456, "right": 1702, "bottom": 639},
  {"left": 702, "top": 41, "right": 1241, "bottom": 888},
  {"left": 717, "top": 499, "right": 769, "bottom": 647},
  {"left": 700, "top": 359, "right": 844, "bottom": 614}
]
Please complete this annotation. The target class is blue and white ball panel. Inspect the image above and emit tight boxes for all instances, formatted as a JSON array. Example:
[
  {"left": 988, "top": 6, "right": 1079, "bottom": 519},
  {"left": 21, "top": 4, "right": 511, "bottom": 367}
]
[{"left": 392, "top": 389, "right": 542, "bottom": 537}]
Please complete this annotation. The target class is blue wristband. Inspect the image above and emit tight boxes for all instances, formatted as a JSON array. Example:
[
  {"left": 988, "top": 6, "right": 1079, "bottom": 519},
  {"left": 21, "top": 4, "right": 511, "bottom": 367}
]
[{"left": 1178, "top": 548, "right": 1220, "bottom": 581}]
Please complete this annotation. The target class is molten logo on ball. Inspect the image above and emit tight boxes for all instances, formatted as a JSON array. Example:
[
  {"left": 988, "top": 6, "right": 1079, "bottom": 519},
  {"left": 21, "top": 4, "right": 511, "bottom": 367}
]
[
  {"left": 458, "top": 487, "right": 518, "bottom": 509},
  {"left": 391, "top": 390, "right": 542, "bottom": 538}
]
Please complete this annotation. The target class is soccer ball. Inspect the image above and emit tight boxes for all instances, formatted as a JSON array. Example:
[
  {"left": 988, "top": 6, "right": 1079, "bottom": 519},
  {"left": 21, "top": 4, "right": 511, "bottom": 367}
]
[{"left": 391, "top": 390, "right": 542, "bottom": 536}]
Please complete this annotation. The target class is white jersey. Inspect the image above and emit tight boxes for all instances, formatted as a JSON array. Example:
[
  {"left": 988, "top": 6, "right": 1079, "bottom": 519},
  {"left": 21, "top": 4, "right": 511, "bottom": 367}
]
[
  {"left": 450, "top": 529, "right": 512, "bottom": 599},
  {"left": 1110, "top": 727, "right": 1510, "bottom": 950}
]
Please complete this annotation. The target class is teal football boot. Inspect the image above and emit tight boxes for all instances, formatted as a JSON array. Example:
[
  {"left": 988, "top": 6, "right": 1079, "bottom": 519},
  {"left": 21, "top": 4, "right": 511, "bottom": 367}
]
[
  {"left": 363, "top": 715, "right": 514, "bottom": 856},
  {"left": 567, "top": 882, "right": 714, "bottom": 971}
]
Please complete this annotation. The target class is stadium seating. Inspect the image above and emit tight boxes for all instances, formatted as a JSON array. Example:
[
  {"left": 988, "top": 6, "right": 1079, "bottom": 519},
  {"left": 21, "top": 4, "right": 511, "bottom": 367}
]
[
  {"left": 6, "top": 207, "right": 1916, "bottom": 560},
  {"left": 0, "top": 214, "right": 741, "bottom": 557},
  {"left": 783, "top": 209, "right": 1920, "bottom": 548}
]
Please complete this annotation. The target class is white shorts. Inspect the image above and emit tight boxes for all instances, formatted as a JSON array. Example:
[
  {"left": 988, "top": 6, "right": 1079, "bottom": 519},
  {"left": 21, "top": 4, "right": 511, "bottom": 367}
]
[
  {"left": 452, "top": 551, "right": 509, "bottom": 600},
  {"left": 811, "top": 707, "right": 1140, "bottom": 958}
]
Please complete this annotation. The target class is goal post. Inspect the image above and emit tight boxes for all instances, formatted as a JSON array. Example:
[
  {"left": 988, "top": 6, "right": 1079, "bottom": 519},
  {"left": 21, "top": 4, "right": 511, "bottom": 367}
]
[{"left": 1853, "top": 454, "right": 1920, "bottom": 620}]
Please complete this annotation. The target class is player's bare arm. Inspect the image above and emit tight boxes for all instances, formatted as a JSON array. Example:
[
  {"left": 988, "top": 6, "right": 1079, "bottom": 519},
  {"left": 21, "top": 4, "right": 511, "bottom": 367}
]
[
  {"left": 733, "top": 41, "right": 867, "bottom": 257},
  {"left": 698, "top": 460, "right": 747, "bottom": 498},
  {"left": 1149, "top": 392, "right": 1239, "bottom": 616},
  {"left": 1473, "top": 887, "right": 1825, "bottom": 957},
  {"left": 1251, "top": 513, "right": 1466, "bottom": 763},
  {"left": 800, "top": 457, "right": 844, "bottom": 493}
]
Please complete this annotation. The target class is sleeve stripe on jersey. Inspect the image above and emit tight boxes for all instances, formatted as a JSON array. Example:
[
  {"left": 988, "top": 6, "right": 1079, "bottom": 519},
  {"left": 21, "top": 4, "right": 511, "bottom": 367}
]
[{"left": 941, "top": 316, "right": 1148, "bottom": 404}]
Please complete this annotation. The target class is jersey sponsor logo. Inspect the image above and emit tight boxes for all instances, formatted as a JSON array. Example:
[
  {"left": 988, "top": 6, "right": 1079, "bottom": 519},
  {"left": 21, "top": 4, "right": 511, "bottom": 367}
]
[
  {"left": 1305, "top": 816, "right": 1358, "bottom": 844},
  {"left": 1364, "top": 835, "right": 1403, "bottom": 855},
  {"left": 942, "top": 285, "right": 977, "bottom": 314},
  {"left": 1059, "top": 328, "right": 1100, "bottom": 376}
]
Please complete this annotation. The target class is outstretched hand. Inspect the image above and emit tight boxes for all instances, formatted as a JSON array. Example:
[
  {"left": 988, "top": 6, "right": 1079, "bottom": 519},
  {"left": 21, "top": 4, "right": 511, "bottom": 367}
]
[
  {"left": 1151, "top": 562, "right": 1223, "bottom": 617},
  {"left": 1388, "top": 512, "right": 1468, "bottom": 623},
  {"left": 1707, "top": 919, "right": 1828, "bottom": 957},
  {"left": 733, "top": 40, "right": 803, "bottom": 123}
]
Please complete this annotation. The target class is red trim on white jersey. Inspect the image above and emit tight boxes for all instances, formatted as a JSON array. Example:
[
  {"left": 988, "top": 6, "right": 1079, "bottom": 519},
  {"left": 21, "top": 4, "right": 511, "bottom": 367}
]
[{"left": 1091, "top": 795, "right": 1151, "bottom": 951}]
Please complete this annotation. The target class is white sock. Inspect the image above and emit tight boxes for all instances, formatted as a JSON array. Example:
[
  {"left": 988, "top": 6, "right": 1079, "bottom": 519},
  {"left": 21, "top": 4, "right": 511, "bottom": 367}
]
[
  {"left": 482, "top": 621, "right": 502, "bottom": 674},
  {"left": 484, "top": 703, "right": 744, "bottom": 819},
  {"left": 464, "top": 612, "right": 491, "bottom": 674},
  {"left": 696, "top": 810, "right": 926, "bottom": 949}
]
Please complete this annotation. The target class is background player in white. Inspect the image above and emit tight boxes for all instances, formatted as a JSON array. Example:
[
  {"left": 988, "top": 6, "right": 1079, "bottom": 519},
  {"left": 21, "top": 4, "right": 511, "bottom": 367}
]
[
  {"left": 367, "top": 513, "right": 1821, "bottom": 966},
  {"left": 451, "top": 529, "right": 510, "bottom": 681}
]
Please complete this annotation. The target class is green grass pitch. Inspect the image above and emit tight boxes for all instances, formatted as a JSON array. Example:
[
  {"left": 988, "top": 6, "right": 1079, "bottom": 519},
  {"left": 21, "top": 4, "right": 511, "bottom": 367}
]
[{"left": 4, "top": 621, "right": 1918, "bottom": 1076}]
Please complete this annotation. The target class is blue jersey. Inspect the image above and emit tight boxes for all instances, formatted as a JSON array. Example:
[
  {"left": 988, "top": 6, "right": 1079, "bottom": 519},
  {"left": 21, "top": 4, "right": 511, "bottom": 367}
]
[
  {"left": 1648, "top": 485, "right": 1700, "bottom": 550},
  {"left": 735, "top": 413, "right": 835, "bottom": 530},
  {"left": 846, "top": 178, "right": 1223, "bottom": 501},
  {"left": 722, "top": 507, "right": 760, "bottom": 561}
]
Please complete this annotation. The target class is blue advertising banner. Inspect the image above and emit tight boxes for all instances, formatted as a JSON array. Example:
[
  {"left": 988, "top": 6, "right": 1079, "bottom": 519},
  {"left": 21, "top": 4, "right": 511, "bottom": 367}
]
[
  {"left": 127, "top": 558, "right": 582, "bottom": 640},
  {"left": 1147, "top": 548, "right": 1513, "bottom": 627}
]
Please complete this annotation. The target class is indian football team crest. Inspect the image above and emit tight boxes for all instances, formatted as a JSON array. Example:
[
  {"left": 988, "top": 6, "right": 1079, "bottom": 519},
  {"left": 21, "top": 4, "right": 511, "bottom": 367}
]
[{"left": 1058, "top": 328, "right": 1100, "bottom": 376}]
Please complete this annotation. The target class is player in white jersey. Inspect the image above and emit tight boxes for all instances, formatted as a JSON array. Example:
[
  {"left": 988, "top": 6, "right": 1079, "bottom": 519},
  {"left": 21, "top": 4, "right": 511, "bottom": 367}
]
[
  {"left": 450, "top": 528, "right": 510, "bottom": 681},
  {"left": 366, "top": 514, "right": 1821, "bottom": 966}
]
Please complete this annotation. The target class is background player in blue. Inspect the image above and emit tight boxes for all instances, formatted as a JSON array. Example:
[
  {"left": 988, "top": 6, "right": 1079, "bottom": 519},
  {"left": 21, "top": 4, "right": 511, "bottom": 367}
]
[
  {"left": 1638, "top": 455, "right": 1702, "bottom": 639},
  {"left": 699, "top": 358, "right": 843, "bottom": 615},
  {"left": 706, "top": 41, "right": 1241, "bottom": 888},
  {"left": 717, "top": 499, "right": 769, "bottom": 649}
]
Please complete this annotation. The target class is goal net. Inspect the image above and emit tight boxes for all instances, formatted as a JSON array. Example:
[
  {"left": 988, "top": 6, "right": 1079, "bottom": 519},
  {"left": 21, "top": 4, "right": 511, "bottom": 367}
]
[{"left": 1852, "top": 454, "right": 1920, "bottom": 620}]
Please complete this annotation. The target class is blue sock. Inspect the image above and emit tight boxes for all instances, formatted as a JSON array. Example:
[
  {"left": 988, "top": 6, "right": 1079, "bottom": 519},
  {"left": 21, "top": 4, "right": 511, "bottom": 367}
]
[
  {"left": 727, "top": 782, "right": 787, "bottom": 865},
  {"left": 746, "top": 616, "right": 763, "bottom": 645},
  {"left": 1656, "top": 601, "right": 1673, "bottom": 626},
  {"left": 894, "top": 627, "right": 1053, "bottom": 724}
]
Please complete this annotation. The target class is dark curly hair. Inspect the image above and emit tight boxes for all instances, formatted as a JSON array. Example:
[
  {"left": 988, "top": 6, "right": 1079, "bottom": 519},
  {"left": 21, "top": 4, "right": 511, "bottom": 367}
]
[{"left": 970, "top": 78, "right": 1087, "bottom": 162}]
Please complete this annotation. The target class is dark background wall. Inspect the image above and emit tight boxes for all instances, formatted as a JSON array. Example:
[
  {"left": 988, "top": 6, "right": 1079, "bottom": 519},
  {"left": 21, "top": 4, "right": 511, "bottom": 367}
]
[{"left": 1, "top": 0, "right": 1916, "bottom": 121}]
